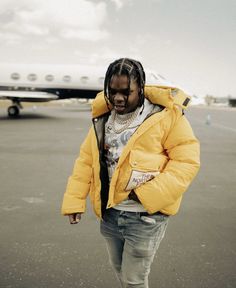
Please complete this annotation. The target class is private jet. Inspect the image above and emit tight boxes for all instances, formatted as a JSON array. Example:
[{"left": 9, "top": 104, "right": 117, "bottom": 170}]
[{"left": 0, "top": 63, "right": 171, "bottom": 117}]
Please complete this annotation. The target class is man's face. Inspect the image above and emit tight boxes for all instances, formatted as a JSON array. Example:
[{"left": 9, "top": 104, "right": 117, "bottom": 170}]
[{"left": 109, "top": 74, "right": 140, "bottom": 114}]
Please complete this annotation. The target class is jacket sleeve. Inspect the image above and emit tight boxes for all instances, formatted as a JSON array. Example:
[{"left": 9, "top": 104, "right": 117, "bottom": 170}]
[
  {"left": 61, "top": 127, "right": 94, "bottom": 215},
  {"left": 135, "top": 109, "right": 200, "bottom": 213}
]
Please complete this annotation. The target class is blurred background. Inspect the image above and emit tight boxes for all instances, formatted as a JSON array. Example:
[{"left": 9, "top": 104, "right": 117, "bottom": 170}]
[{"left": 0, "top": 0, "right": 235, "bottom": 98}]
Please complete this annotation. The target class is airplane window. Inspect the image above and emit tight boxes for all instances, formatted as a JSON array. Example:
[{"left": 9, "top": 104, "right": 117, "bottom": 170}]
[
  {"left": 28, "top": 73, "right": 37, "bottom": 81},
  {"left": 11, "top": 73, "right": 20, "bottom": 80},
  {"left": 63, "top": 75, "right": 71, "bottom": 82},
  {"left": 80, "top": 76, "right": 89, "bottom": 84},
  {"left": 45, "top": 74, "right": 54, "bottom": 81}
]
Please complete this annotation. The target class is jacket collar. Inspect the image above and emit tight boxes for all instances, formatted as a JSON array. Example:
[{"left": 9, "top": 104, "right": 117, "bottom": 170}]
[{"left": 92, "top": 85, "right": 191, "bottom": 118}]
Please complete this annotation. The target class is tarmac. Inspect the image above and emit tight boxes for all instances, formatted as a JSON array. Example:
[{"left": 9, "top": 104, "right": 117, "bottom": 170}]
[{"left": 0, "top": 103, "right": 235, "bottom": 288}]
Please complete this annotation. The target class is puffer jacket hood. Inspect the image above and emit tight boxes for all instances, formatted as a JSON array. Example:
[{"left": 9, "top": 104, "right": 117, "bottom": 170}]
[{"left": 92, "top": 85, "right": 191, "bottom": 118}]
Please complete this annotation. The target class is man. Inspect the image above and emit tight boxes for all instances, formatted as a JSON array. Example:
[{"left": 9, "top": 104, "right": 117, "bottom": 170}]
[{"left": 61, "top": 58, "right": 200, "bottom": 288}]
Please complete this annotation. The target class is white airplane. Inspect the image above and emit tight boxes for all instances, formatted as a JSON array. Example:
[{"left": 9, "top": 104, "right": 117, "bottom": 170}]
[{"left": 0, "top": 63, "right": 171, "bottom": 117}]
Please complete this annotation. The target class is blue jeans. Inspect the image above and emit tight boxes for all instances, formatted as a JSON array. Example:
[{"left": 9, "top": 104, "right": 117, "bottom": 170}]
[{"left": 100, "top": 208, "right": 169, "bottom": 288}]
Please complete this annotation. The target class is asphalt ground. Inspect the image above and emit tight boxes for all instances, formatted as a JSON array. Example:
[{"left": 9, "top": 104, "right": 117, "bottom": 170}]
[{"left": 0, "top": 103, "right": 235, "bottom": 288}]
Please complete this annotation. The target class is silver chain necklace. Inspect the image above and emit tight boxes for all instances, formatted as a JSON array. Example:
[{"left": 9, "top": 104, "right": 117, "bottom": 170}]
[{"left": 110, "top": 107, "right": 141, "bottom": 134}]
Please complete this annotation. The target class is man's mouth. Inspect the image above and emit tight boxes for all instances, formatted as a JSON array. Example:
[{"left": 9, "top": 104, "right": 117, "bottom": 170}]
[{"left": 114, "top": 104, "right": 125, "bottom": 112}]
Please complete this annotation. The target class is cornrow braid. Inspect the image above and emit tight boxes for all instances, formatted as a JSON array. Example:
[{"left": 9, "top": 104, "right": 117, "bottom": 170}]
[{"left": 104, "top": 58, "right": 146, "bottom": 108}]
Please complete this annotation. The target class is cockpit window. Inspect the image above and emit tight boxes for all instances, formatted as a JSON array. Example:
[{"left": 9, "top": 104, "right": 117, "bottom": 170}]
[
  {"left": 28, "top": 74, "right": 37, "bottom": 81},
  {"left": 11, "top": 73, "right": 20, "bottom": 80},
  {"left": 149, "top": 73, "right": 159, "bottom": 81}
]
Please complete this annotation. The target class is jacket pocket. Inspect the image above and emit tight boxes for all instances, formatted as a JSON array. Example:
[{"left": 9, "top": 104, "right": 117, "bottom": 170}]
[
  {"left": 125, "top": 150, "right": 168, "bottom": 191},
  {"left": 129, "top": 149, "right": 167, "bottom": 171}
]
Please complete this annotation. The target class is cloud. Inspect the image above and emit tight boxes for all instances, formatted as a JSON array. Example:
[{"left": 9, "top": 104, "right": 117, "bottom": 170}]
[
  {"left": 74, "top": 47, "right": 123, "bottom": 65},
  {"left": 0, "top": 31, "right": 21, "bottom": 45},
  {"left": 110, "top": 0, "right": 135, "bottom": 10},
  {"left": 110, "top": 0, "right": 124, "bottom": 10},
  {"left": 0, "top": 0, "right": 109, "bottom": 42},
  {"left": 73, "top": 46, "right": 143, "bottom": 67},
  {"left": 61, "top": 28, "right": 109, "bottom": 41}
]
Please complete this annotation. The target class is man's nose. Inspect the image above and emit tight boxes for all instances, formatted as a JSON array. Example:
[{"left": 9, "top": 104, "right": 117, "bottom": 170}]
[{"left": 113, "top": 93, "right": 126, "bottom": 102}]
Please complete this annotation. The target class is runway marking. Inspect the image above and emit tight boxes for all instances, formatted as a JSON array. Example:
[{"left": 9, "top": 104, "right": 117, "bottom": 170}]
[
  {"left": 2, "top": 206, "right": 21, "bottom": 211},
  {"left": 22, "top": 197, "right": 45, "bottom": 204},
  {"left": 191, "top": 117, "right": 236, "bottom": 133},
  {"left": 210, "top": 123, "right": 236, "bottom": 133}
]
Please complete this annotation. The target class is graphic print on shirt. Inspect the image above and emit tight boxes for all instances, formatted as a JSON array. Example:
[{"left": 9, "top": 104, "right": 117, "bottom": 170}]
[
  {"left": 104, "top": 99, "right": 158, "bottom": 183},
  {"left": 105, "top": 129, "right": 133, "bottom": 181}
]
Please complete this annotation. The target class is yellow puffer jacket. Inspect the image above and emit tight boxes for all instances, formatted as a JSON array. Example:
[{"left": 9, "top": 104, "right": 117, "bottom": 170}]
[{"left": 61, "top": 86, "right": 200, "bottom": 218}]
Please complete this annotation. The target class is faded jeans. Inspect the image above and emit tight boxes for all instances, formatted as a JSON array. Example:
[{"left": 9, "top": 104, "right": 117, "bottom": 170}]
[{"left": 100, "top": 208, "right": 169, "bottom": 288}]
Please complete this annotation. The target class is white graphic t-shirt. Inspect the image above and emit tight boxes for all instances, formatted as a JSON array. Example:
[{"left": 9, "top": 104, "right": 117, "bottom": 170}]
[{"left": 104, "top": 99, "right": 161, "bottom": 212}]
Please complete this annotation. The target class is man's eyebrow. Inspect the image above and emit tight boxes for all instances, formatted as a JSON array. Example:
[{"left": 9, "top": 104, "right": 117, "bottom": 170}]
[
  {"left": 109, "top": 88, "right": 129, "bottom": 91},
  {"left": 109, "top": 88, "right": 130, "bottom": 94}
]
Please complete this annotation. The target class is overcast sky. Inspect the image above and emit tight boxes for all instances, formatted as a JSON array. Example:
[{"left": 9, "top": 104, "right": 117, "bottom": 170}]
[{"left": 0, "top": 0, "right": 235, "bottom": 96}]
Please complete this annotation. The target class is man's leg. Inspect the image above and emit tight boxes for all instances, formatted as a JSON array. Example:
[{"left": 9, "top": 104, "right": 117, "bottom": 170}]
[
  {"left": 100, "top": 209, "right": 125, "bottom": 287},
  {"left": 121, "top": 213, "right": 169, "bottom": 288}
]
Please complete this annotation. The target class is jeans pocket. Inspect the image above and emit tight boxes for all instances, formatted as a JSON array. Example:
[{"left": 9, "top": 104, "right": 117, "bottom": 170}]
[
  {"left": 140, "top": 213, "right": 169, "bottom": 225},
  {"left": 140, "top": 215, "right": 157, "bottom": 224}
]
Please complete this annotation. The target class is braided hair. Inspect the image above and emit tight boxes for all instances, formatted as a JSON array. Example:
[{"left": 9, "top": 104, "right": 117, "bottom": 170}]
[{"left": 104, "top": 58, "right": 146, "bottom": 108}]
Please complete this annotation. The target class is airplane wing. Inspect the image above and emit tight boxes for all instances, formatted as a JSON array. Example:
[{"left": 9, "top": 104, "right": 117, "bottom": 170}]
[{"left": 0, "top": 90, "right": 58, "bottom": 102}]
